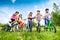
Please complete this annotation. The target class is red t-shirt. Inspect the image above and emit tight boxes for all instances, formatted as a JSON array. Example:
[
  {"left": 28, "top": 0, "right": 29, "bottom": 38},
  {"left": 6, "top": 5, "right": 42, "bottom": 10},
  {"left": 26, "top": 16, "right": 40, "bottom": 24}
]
[{"left": 11, "top": 14, "right": 17, "bottom": 19}]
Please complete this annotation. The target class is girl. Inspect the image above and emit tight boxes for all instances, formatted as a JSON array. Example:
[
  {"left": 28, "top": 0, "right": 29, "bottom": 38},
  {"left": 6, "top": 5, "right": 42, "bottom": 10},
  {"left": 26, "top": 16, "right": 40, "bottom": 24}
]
[
  {"left": 27, "top": 12, "right": 33, "bottom": 32},
  {"left": 17, "top": 14, "right": 24, "bottom": 31}
]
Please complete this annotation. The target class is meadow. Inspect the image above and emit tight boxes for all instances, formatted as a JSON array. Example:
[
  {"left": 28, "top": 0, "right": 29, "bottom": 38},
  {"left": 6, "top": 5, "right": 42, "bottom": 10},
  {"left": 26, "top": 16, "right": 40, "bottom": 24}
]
[{"left": 0, "top": 26, "right": 60, "bottom": 40}]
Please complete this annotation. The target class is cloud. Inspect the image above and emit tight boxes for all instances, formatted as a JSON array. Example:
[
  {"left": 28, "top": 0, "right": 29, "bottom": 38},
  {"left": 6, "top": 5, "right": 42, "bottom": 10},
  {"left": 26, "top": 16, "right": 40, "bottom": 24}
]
[
  {"left": 0, "top": 10, "right": 10, "bottom": 23},
  {"left": 11, "top": 0, "right": 16, "bottom": 3},
  {"left": 0, "top": 6, "right": 22, "bottom": 23},
  {"left": 0, "top": 7, "right": 13, "bottom": 23},
  {"left": 0, "top": 0, "right": 60, "bottom": 24},
  {"left": 34, "top": 5, "right": 39, "bottom": 10}
]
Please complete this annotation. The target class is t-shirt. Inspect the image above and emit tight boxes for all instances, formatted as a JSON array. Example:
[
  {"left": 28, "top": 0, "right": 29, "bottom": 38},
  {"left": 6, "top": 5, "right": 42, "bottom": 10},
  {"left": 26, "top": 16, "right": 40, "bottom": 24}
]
[
  {"left": 11, "top": 14, "right": 17, "bottom": 19},
  {"left": 45, "top": 13, "right": 50, "bottom": 19},
  {"left": 36, "top": 13, "right": 42, "bottom": 20},
  {"left": 28, "top": 14, "right": 32, "bottom": 21},
  {"left": 18, "top": 17, "right": 22, "bottom": 22},
  {"left": 18, "top": 17, "right": 22, "bottom": 23}
]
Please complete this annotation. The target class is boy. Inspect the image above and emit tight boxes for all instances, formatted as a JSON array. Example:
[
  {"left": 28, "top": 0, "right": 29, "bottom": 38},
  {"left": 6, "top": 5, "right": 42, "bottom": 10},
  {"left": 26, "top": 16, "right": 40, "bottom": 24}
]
[
  {"left": 28, "top": 12, "right": 33, "bottom": 32},
  {"left": 36, "top": 10, "right": 42, "bottom": 32},
  {"left": 44, "top": 8, "right": 51, "bottom": 26}
]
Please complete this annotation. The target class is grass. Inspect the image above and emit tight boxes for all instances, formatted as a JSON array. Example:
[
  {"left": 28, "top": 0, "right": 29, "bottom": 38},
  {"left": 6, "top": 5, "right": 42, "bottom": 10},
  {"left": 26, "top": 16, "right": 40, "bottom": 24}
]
[{"left": 0, "top": 26, "right": 60, "bottom": 40}]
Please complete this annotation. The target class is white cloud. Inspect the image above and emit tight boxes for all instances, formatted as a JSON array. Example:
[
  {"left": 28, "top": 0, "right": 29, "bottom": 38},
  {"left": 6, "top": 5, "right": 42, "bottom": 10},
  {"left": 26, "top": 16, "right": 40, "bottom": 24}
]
[
  {"left": 0, "top": 6, "right": 22, "bottom": 23},
  {"left": 34, "top": 5, "right": 39, "bottom": 10},
  {"left": 0, "top": 0, "right": 60, "bottom": 24},
  {"left": 0, "top": 7, "right": 14, "bottom": 23},
  {"left": 11, "top": 0, "right": 16, "bottom": 3}
]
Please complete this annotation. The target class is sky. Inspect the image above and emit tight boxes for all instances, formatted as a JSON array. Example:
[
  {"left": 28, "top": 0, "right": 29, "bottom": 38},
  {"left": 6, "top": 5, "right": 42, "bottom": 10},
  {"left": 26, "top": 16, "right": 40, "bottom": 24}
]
[{"left": 0, "top": 0, "right": 60, "bottom": 25}]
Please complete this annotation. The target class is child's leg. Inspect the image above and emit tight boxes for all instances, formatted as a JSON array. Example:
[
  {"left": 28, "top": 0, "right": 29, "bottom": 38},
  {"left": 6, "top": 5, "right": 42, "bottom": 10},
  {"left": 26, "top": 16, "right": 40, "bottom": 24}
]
[
  {"left": 36, "top": 20, "right": 40, "bottom": 32},
  {"left": 26, "top": 23, "right": 29, "bottom": 32},
  {"left": 36, "top": 26, "right": 38, "bottom": 32},
  {"left": 44, "top": 18, "right": 46, "bottom": 30},
  {"left": 15, "top": 24, "right": 18, "bottom": 30},
  {"left": 36, "top": 22, "right": 38, "bottom": 32},
  {"left": 28, "top": 21, "right": 30, "bottom": 31},
  {"left": 11, "top": 19, "right": 15, "bottom": 23},
  {"left": 38, "top": 22, "right": 41, "bottom": 32},
  {"left": 45, "top": 19, "right": 49, "bottom": 31},
  {"left": 45, "top": 18, "right": 47, "bottom": 25},
  {"left": 46, "top": 19, "right": 49, "bottom": 23},
  {"left": 38, "top": 20, "right": 40, "bottom": 32},
  {"left": 21, "top": 27, "right": 23, "bottom": 32},
  {"left": 29, "top": 21, "right": 32, "bottom": 32}
]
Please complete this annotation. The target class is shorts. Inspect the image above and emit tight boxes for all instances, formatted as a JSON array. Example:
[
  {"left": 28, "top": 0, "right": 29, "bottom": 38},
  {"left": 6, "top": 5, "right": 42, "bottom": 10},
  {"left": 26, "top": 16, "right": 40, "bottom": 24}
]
[{"left": 11, "top": 19, "right": 15, "bottom": 22}]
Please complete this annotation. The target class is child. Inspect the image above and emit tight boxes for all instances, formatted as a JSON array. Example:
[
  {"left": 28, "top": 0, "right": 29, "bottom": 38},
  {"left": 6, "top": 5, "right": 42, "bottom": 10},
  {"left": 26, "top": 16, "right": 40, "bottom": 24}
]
[
  {"left": 36, "top": 10, "right": 42, "bottom": 32},
  {"left": 17, "top": 14, "right": 24, "bottom": 31},
  {"left": 11, "top": 11, "right": 19, "bottom": 23},
  {"left": 44, "top": 8, "right": 51, "bottom": 26},
  {"left": 27, "top": 12, "right": 33, "bottom": 32},
  {"left": 10, "top": 11, "right": 19, "bottom": 31}
]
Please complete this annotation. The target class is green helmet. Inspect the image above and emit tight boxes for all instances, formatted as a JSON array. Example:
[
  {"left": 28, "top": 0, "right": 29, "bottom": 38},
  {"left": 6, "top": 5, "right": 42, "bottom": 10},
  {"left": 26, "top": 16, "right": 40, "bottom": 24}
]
[{"left": 37, "top": 10, "right": 40, "bottom": 12}]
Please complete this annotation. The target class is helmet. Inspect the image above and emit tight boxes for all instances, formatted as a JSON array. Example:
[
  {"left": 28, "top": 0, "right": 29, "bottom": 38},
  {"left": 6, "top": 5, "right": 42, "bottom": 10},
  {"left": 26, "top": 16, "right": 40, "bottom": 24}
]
[{"left": 37, "top": 10, "right": 40, "bottom": 12}]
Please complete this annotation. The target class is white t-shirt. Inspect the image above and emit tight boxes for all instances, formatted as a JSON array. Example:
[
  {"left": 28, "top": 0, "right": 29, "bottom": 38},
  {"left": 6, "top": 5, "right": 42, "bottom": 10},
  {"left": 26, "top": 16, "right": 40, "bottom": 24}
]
[{"left": 45, "top": 13, "right": 51, "bottom": 20}]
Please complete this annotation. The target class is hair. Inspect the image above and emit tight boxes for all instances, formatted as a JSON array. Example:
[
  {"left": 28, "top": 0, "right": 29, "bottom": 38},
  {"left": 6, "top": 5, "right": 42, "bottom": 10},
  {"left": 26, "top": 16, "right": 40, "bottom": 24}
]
[
  {"left": 45, "top": 8, "right": 49, "bottom": 11},
  {"left": 15, "top": 11, "right": 19, "bottom": 13},
  {"left": 19, "top": 14, "right": 22, "bottom": 17},
  {"left": 30, "top": 12, "right": 33, "bottom": 14},
  {"left": 28, "top": 12, "right": 33, "bottom": 16}
]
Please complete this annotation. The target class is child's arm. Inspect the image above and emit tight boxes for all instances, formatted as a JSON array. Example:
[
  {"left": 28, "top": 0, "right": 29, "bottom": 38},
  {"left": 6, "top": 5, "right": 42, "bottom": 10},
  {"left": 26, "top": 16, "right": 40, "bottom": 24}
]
[
  {"left": 40, "top": 14, "right": 44, "bottom": 19},
  {"left": 28, "top": 15, "right": 32, "bottom": 18}
]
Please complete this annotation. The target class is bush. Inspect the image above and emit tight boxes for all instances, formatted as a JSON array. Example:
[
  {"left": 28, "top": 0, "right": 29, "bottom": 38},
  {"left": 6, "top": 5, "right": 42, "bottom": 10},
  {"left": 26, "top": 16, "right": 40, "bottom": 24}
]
[{"left": 0, "top": 23, "right": 8, "bottom": 27}]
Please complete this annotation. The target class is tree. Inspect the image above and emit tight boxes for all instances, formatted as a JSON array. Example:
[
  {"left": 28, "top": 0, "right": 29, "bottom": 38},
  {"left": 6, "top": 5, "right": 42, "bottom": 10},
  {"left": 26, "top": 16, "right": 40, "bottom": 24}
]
[
  {"left": 52, "top": 3, "right": 60, "bottom": 26},
  {"left": 53, "top": 3, "right": 59, "bottom": 12}
]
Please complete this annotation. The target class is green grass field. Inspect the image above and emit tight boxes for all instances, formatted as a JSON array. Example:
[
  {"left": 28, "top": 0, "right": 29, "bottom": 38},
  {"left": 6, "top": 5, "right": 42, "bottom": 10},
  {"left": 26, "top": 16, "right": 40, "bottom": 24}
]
[{"left": 0, "top": 27, "right": 60, "bottom": 40}]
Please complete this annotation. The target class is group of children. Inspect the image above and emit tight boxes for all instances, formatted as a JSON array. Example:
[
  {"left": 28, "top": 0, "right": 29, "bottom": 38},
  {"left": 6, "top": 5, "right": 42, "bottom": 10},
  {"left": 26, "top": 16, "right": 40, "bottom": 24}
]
[
  {"left": 10, "top": 11, "right": 24, "bottom": 31},
  {"left": 26, "top": 8, "right": 51, "bottom": 32},
  {"left": 3, "top": 8, "right": 51, "bottom": 32}
]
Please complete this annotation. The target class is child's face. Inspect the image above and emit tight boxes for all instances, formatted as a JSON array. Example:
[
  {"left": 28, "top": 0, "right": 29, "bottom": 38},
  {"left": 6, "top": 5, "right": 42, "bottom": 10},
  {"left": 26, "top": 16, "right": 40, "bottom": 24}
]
[
  {"left": 37, "top": 12, "right": 40, "bottom": 14},
  {"left": 29, "top": 13, "right": 32, "bottom": 16},
  {"left": 19, "top": 14, "right": 22, "bottom": 17},
  {"left": 46, "top": 10, "right": 49, "bottom": 13},
  {"left": 29, "top": 12, "right": 33, "bottom": 16}
]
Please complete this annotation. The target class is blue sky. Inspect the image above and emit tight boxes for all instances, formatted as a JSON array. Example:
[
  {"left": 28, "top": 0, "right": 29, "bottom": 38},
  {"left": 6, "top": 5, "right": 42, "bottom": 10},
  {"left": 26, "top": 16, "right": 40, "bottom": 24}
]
[
  {"left": 0, "top": 0, "right": 60, "bottom": 25},
  {"left": 0, "top": 0, "right": 49, "bottom": 6}
]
